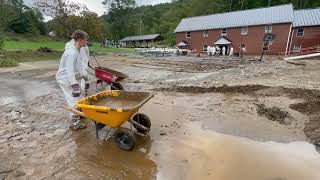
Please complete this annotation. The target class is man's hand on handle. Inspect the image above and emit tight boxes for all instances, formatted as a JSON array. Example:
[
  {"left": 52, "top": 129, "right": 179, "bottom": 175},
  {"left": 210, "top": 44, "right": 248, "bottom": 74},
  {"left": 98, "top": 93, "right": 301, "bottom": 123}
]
[{"left": 71, "top": 84, "right": 81, "bottom": 97}]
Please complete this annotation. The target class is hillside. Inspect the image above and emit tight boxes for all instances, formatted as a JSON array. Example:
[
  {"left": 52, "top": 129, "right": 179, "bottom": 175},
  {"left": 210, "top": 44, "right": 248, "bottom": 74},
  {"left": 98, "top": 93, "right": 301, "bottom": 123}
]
[{"left": 100, "top": 0, "right": 320, "bottom": 46}]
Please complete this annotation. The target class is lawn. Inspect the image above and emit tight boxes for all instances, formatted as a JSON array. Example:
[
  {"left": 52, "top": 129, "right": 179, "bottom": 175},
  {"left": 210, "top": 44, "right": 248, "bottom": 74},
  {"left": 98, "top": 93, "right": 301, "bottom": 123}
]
[
  {"left": 4, "top": 41, "right": 65, "bottom": 50},
  {"left": 1, "top": 40, "right": 136, "bottom": 66},
  {"left": 4, "top": 41, "right": 137, "bottom": 53}
]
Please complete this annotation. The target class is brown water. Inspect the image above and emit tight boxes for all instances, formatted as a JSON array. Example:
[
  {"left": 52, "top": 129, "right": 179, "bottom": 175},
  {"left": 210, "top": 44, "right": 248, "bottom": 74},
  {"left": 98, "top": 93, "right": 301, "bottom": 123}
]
[
  {"left": 94, "top": 96, "right": 141, "bottom": 109},
  {"left": 70, "top": 126, "right": 157, "bottom": 179},
  {"left": 151, "top": 124, "right": 320, "bottom": 180},
  {"left": 142, "top": 93, "right": 320, "bottom": 180}
]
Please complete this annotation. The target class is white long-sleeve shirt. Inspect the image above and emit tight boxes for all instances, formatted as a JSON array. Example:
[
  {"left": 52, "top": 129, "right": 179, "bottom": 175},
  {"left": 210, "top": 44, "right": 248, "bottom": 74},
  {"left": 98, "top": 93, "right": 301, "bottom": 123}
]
[
  {"left": 65, "top": 39, "right": 89, "bottom": 77},
  {"left": 56, "top": 45, "right": 80, "bottom": 86}
]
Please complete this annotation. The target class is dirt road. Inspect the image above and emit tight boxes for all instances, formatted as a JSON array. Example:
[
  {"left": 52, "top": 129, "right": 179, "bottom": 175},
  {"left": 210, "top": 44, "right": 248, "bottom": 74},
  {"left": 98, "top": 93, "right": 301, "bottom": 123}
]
[{"left": 1, "top": 54, "right": 320, "bottom": 179}]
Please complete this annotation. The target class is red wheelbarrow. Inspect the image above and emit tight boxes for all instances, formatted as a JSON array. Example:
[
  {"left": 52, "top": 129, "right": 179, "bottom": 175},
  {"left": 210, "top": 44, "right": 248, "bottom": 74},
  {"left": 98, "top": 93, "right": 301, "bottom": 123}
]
[{"left": 89, "top": 54, "right": 128, "bottom": 91}]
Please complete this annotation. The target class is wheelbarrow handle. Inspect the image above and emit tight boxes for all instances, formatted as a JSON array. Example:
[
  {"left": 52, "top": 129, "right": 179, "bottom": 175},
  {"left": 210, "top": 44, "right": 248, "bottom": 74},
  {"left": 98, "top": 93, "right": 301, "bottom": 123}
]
[
  {"left": 88, "top": 53, "right": 101, "bottom": 70},
  {"left": 62, "top": 107, "right": 88, "bottom": 119}
]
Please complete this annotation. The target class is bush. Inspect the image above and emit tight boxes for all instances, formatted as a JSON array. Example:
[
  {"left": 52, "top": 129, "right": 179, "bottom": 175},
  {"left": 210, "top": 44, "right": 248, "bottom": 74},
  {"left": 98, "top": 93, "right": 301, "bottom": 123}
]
[{"left": 0, "top": 56, "right": 18, "bottom": 67}]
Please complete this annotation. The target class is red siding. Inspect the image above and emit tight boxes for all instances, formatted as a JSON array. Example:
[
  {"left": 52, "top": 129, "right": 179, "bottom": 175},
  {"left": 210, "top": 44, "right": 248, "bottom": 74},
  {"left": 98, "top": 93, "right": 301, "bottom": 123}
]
[
  {"left": 290, "top": 26, "right": 320, "bottom": 50},
  {"left": 176, "top": 23, "right": 291, "bottom": 55}
]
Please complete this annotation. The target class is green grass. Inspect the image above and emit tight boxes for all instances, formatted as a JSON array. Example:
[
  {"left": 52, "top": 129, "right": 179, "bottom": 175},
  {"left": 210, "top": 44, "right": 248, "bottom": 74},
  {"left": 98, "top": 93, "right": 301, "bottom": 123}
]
[
  {"left": 4, "top": 50, "right": 62, "bottom": 62},
  {"left": 0, "top": 32, "right": 137, "bottom": 65},
  {"left": 4, "top": 41, "right": 137, "bottom": 53},
  {"left": 1, "top": 40, "right": 137, "bottom": 64},
  {"left": 4, "top": 41, "right": 65, "bottom": 50}
]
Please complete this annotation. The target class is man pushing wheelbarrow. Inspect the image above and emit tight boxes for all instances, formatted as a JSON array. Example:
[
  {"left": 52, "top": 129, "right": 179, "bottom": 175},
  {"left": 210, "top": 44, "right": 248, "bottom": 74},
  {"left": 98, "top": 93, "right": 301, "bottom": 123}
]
[
  {"left": 56, "top": 30, "right": 90, "bottom": 130},
  {"left": 56, "top": 31, "right": 153, "bottom": 151}
]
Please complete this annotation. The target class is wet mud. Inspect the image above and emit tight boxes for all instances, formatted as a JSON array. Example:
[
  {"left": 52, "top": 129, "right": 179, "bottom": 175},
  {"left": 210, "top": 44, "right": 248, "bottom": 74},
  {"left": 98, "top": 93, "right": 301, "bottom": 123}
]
[
  {"left": 94, "top": 97, "right": 140, "bottom": 109},
  {"left": 256, "top": 104, "right": 290, "bottom": 125},
  {"left": 0, "top": 91, "right": 157, "bottom": 180},
  {"left": 290, "top": 101, "right": 320, "bottom": 149},
  {"left": 144, "top": 95, "right": 320, "bottom": 180},
  {"left": 157, "top": 84, "right": 267, "bottom": 94},
  {"left": 159, "top": 84, "right": 320, "bottom": 150},
  {"left": 2, "top": 56, "right": 320, "bottom": 179}
]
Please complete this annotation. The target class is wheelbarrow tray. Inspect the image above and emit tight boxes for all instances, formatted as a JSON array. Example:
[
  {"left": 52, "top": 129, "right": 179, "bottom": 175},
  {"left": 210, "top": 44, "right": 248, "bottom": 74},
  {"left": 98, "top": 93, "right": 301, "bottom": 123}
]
[
  {"left": 95, "top": 67, "right": 128, "bottom": 84},
  {"left": 75, "top": 90, "right": 153, "bottom": 128}
]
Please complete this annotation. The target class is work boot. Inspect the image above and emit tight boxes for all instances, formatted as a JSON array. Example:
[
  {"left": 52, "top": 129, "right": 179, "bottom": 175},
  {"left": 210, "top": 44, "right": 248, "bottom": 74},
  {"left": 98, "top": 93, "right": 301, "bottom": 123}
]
[{"left": 70, "top": 118, "right": 87, "bottom": 130}]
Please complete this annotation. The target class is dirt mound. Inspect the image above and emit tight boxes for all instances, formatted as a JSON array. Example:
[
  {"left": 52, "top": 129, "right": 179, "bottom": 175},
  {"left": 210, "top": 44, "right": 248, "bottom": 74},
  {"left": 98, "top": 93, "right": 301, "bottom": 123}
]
[
  {"left": 290, "top": 101, "right": 320, "bottom": 115},
  {"left": 290, "top": 101, "right": 320, "bottom": 150},
  {"left": 158, "top": 84, "right": 267, "bottom": 94},
  {"left": 160, "top": 84, "right": 320, "bottom": 99},
  {"left": 256, "top": 104, "right": 290, "bottom": 125},
  {"left": 303, "top": 114, "right": 320, "bottom": 148},
  {"left": 37, "top": 47, "right": 54, "bottom": 53}
]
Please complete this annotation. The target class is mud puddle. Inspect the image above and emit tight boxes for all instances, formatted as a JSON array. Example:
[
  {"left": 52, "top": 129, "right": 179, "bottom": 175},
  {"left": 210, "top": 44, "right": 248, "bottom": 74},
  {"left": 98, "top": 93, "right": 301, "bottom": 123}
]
[
  {"left": 157, "top": 84, "right": 320, "bottom": 150},
  {"left": 0, "top": 70, "right": 56, "bottom": 106},
  {"left": 69, "top": 125, "right": 157, "bottom": 180},
  {"left": 151, "top": 123, "right": 320, "bottom": 180},
  {"left": 141, "top": 93, "right": 320, "bottom": 180}
]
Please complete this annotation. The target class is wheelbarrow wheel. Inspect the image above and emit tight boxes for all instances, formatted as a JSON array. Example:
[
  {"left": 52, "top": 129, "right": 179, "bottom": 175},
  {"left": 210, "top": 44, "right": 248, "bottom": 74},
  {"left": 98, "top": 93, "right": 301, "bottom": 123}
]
[
  {"left": 111, "top": 83, "right": 124, "bottom": 90},
  {"left": 132, "top": 113, "right": 151, "bottom": 134},
  {"left": 114, "top": 127, "right": 136, "bottom": 151}
]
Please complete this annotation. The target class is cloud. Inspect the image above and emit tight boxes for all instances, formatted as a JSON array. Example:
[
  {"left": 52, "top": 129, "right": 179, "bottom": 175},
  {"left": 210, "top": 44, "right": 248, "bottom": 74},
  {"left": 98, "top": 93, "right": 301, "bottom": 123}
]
[{"left": 24, "top": 0, "right": 171, "bottom": 17}]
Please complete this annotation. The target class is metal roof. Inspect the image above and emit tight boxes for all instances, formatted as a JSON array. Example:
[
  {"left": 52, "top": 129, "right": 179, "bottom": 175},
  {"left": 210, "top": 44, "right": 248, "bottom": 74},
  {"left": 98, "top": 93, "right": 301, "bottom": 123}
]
[
  {"left": 120, "top": 34, "right": 161, "bottom": 42},
  {"left": 293, "top": 8, "right": 320, "bottom": 27},
  {"left": 174, "top": 4, "right": 294, "bottom": 32},
  {"left": 177, "top": 41, "right": 189, "bottom": 46}
]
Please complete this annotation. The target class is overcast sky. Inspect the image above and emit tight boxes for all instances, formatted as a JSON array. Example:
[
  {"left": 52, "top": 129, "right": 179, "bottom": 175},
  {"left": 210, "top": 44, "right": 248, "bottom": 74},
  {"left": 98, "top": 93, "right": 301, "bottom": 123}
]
[{"left": 24, "top": 0, "right": 171, "bottom": 16}]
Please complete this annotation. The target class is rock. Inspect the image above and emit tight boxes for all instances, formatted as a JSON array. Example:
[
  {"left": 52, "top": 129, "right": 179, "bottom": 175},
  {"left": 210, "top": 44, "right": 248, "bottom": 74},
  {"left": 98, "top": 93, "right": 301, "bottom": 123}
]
[{"left": 160, "top": 131, "right": 167, "bottom": 136}]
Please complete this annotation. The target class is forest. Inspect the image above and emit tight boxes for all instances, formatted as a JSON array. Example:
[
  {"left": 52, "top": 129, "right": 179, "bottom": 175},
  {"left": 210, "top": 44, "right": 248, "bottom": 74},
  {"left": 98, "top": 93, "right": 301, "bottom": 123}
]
[{"left": 0, "top": 0, "right": 319, "bottom": 46}]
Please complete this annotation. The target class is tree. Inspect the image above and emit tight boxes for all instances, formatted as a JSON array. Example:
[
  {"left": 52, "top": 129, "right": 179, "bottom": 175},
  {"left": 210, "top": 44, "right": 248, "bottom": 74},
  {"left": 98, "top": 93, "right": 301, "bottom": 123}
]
[
  {"left": 0, "top": 0, "right": 47, "bottom": 35},
  {"left": 102, "top": 0, "right": 136, "bottom": 11},
  {"left": 0, "top": 32, "right": 4, "bottom": 50},
  {"left": 102, "top": 0, "right": 136, "bottom": 40},
  {"left": 8, "top": 8, "right": 46, "bottom": 34},
  {"left": 79, "top": 11, "right": 103, "bottom": 41},
  {"left": 0, "top": 0, "right": 24, "bottom": 31},
  {"left": 34, "top": 0, "right": 88, "bottom": 38}
]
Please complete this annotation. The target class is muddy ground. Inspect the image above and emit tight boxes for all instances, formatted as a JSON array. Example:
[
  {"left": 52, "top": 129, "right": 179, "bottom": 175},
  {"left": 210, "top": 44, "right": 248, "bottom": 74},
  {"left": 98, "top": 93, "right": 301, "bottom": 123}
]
[{"left": 1, "top": 54, "right": 320, "bottom": 179}]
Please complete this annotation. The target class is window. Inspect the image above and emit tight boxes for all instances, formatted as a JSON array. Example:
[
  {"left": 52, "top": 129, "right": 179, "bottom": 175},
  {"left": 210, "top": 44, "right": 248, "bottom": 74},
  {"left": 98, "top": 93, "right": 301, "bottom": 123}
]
[
  {"left": 265, "top": 24, "right": 272, "bottom": 33},
  {"left": 221, "top": 28, "right": 227, "bottom": 36},
  {"left": 186, "top": 32, "right": 191, "bottom": 38},
  {"left": 203, "top": 45, "right": 208, "bottom": 52},
  {"left": 293, "top": 44, "right": 301, "bottom": 52},
  {"left": 240, "top": 44, "right": 246, "bottom": 48},
  {"left": 265, "top": 35, "right": 273, "bottom": 45},
  {"left": 203, "top": 30, "right": 208, "bottom": 38},
  {"left": 297, "top": 28, "right": 304, "bottom": 37},
  {"left": 241, "top": 26, "right": 248, "bottom": 35}
]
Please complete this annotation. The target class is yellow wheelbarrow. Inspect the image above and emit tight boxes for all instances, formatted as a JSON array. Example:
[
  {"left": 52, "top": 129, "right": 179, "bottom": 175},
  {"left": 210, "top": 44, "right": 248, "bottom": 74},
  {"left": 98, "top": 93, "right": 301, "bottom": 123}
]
[{"left": 64, "top": 90, "right": 154, "bottom": 151}]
